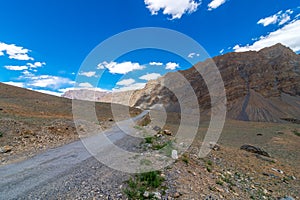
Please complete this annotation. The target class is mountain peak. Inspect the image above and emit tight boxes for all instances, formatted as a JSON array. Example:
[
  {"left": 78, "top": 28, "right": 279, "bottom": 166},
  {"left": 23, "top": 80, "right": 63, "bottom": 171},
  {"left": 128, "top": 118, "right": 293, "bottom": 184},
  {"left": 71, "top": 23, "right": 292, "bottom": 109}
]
[{"left": 258, "top": 43, "right": 295, "bottom": 58}]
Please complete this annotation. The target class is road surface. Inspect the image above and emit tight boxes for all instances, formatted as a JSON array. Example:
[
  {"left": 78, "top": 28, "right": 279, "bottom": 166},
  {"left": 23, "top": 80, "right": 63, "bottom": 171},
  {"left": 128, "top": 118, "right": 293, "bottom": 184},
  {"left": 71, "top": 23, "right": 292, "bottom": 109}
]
[{"left": 0, "top": 111, "right": 148, "bottom": 199}]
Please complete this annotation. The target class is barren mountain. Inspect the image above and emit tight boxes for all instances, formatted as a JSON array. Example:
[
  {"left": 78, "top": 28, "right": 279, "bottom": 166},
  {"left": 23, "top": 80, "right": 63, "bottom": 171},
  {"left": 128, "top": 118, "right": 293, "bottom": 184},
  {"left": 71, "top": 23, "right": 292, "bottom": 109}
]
[
  {"left": 62, "top": 89, "right": 135, "bottom": 106},
  {"left": 131, "top": 43, "right": 300, "bottom": 122}
]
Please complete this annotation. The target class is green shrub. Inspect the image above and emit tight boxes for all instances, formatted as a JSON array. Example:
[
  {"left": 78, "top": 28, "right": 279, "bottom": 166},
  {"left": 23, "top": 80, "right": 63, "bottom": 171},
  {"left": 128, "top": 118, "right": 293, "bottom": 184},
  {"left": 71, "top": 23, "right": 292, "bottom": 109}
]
[{"left": 292, "top": 129, "right": 300, "bottom": 137}]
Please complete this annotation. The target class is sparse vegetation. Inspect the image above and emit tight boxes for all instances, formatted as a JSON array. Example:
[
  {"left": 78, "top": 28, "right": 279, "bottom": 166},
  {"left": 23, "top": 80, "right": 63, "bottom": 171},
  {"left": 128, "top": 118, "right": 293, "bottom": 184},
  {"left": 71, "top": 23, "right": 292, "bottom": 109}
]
[
  {"left": 0, "top": 132, "right": 3, "bottom": 137},
  {"left": 216, "top": 179, "right": 224, "bottom": 186},
  {"left": 292, "top": 129, "right": 300, "bottom": 137},
  {"left": 145, "top": 136, "right": 154, "bottom": 144},
  {"left": 124, "top": 171, "right": 165, "bottom": 199},
  {"left": 181, "top": 154, "right": 189, "bottom": 165},
  {"left": 134, "top": 125, "right": 143, "bottom": 130}
]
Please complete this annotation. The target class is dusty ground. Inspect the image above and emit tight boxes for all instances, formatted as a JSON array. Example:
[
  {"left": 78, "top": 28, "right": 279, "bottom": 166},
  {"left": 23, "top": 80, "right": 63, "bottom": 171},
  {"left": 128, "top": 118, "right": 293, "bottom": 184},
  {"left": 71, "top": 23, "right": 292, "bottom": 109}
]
[
  {"left": 0, "top": 83, "right": 140, "bottom": 165},
  {"left": 156, "top": 115, "right": 300, "bottom": 200}
]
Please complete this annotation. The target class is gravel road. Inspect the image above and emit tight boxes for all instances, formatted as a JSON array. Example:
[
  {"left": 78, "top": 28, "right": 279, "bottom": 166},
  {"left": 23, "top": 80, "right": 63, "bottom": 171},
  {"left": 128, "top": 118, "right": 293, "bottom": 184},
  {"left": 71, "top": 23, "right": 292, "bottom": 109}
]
[{"left": 0, "top": 111, "right": 148, "bottom": 200}]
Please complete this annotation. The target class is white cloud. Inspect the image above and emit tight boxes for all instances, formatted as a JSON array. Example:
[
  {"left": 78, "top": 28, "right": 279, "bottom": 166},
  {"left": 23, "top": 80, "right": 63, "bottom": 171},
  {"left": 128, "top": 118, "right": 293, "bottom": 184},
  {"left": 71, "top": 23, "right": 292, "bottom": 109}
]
[
  {"left": 116, "top": 78, "right": 136, "bottom": 86},
  {"left": 278, "top": 14, "right": 291, "bottom": 26},
  {"left": 165, "top": 62, "right": 180, "bottom": 70},
  {"left": 27, "top": 75, "right": 75, "bottom": 90},
  {"left": 257, "top": 15, "right": 278, "bottom": 26},
  {"left": 78, "top": 82, "right": 93, "bottom": 88},
  {"left": 97, "top": 61, "right": 145, "bottom": 74},
  {"left": 257, "top": 9, "right": 293, "bottom": 27},
  {"left": 4, "top": 65, "right": 28, "bottom": 71},
  {"left": 79, "top": 71, "right": 97, "bottom": 77},
  {"left": 234, "top": 20, "right": 300, "bottom": 52},
  {"left": 149, "top": 62, "right": 163, "bottom": 66},
  {"left": 139, "top": 73, "right": 161, "bottom": 81},
  {"left": 144, "top": 0, "right": 200, "bottom": 20},
  {"left": 208, "top": 0, "right": 227, "bottom": 11},
  {"left": 27, "top": 62, "right": 46, "bottom": 68},
  {"left": 0, "top": 42, "right": 34, "bottom": 61},
  {"left": 3, "top": 81, "right": 24, "bottom": 88},
  {"left": 219, "top": 49, "right": 224, "bottom": 54},
  {"left": 188, "top": 52, "right": 200, "bottom": 58},
  {"left": 113, "top": 83, "right": 146, "bottom": 92},
  {"left": 33, "top": 89, "right": 63, "bottom": 97}
]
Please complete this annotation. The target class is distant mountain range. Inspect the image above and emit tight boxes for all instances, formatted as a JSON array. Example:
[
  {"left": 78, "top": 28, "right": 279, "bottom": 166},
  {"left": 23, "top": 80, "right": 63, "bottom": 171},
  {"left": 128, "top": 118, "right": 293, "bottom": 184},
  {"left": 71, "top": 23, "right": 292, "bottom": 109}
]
[{"left": 63, "top": 43, "right": 300, "bottom": 122}]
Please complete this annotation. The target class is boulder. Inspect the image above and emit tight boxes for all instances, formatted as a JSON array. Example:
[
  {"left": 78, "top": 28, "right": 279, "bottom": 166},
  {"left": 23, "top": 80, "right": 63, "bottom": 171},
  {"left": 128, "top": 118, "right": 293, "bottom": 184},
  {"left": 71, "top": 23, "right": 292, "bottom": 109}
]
[
  {"left": 240, "top": 144, "right": 270, "bottom": 157},
  {"left": 0, "top": 145, "right": 12, "bottom": 153}
]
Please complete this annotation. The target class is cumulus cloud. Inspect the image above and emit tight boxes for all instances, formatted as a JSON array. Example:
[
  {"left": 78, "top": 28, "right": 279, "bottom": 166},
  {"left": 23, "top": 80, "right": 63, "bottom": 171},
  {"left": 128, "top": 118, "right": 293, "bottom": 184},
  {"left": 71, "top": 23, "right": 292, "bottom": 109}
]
[
  {"left": 78, "top": 82, "right": 93, "bottom": 88},
  {"left": 234, "top": 20, "right": 300, "bottom": 52},
  {"left": 79, "top": 71, "right": 97, "bottom": 77},
  {"left": 3, "top": 81, "right": 24, "bottom": 88},
  {"left": 188, "top": 52, "right": 200, "bottom": 58},
  {"left": 27, "top": 62, "right": 46, "bottom": 68},
  {"left": 27, "top": 75, "right": 75, "bottom": 90},
  {"left": 97, "top": 61, "right": 145, "bottom": 74},
  {"left": 165, "top": 62, "right": 180, "bottom": 70},
  {"left": 257, "top": 9, "right": 293, "bottom": 27},
  {"left": 0, "top": 42, "right": 34, "bottom": 61},
  {"left": 144, "top": 0, "right": 201, "bottom": 20},
  {"left": 139, "top": 73, "right": 161, "bottom": 81},
  {"left": 116, "top": 78, "right": 136, "bottom": 86},
  {"left": 208, "top": 0, "right": 227, "bottom": 11},
  {"left": 149, "top": 62, "right": 163, "bottom": 66},
  {"left": 4, "top": 65, "right": 28, "bottom": 71}
]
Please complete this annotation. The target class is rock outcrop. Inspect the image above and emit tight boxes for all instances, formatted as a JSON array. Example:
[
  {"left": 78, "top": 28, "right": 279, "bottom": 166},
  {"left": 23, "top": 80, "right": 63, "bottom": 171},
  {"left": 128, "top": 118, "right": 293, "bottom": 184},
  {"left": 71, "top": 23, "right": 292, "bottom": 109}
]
[{"left": 131, "top": 44, "right": 300, "bottom": 122}]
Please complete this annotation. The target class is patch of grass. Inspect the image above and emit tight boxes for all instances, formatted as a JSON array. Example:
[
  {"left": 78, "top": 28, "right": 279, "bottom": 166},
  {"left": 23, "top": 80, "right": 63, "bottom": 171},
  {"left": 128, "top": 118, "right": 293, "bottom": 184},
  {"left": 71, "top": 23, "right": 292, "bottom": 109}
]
[
  {"left": 134, "top": 125, "right": 143, "bottom": 130},
  {"left": 207, "top": 160, "right": 212, "bottom": 166},
  {"left": 145, "top": 136, "right": 154, "bottom": 144},
  {"left": 216, "top": 179, "right": 224, "bottom": 186},
  {"left": 152, "top": 143, "right": 167, "bottom": 150},
  {"left": 206, "top": 166, "right": 212, "bottom": 173},
  {"left": 292, "top": 129, "right": 300, "bottom": 137},
  {"left": 181, "top": 154, "right": 189, "bottom": 165},
  {"left": 123, "top": 171, "right": 165, "bottom": 199}
]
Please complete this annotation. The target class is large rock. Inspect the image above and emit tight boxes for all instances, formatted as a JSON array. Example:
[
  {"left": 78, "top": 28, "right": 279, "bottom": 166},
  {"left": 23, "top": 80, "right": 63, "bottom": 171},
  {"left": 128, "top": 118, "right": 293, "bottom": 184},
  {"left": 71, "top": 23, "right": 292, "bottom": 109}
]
[{"left": 240, "top": 144, "right": 270, "bottom": 157}]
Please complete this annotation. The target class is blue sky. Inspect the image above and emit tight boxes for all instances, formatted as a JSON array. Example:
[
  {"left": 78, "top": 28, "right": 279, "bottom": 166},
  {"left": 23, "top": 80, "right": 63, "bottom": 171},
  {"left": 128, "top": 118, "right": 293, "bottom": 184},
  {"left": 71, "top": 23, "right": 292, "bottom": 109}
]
[{"left": 0, "top": 0, "right": 299, "bottom": 96}]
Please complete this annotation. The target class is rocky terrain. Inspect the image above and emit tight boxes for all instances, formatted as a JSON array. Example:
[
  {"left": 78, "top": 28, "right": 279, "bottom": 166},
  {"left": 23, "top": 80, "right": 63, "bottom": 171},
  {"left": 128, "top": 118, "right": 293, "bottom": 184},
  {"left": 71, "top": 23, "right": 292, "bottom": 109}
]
[
  {"left": 62, "top": 89, "right": 135, "bottom": 106},
  {"left": 1, "top": 43, "right": 299, "bottom": 199},
  {"left": 0, "top": 83, "right": 140, "bottom": 165},
  {"left": 130, "top": 43, "right": 300, "bottom": 122}
]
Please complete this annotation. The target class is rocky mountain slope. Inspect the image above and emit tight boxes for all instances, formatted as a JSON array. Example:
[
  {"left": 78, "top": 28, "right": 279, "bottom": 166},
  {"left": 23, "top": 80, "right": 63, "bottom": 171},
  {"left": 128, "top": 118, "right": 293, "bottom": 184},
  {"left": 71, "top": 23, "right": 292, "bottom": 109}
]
[
  {"left": 131, "top": 43, "right": 300, "bottom": 122},
  {"left": 62, "top": 89, "right": 134, "bottom": 106}
]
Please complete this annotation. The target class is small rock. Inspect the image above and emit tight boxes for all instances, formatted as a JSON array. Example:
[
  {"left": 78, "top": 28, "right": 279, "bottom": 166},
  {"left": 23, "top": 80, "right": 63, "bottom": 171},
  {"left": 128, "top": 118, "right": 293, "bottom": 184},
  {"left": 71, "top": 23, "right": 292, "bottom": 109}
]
[
  {"left": 153, "top": 126, "right": 161, "bottom": 131},
  {"left": 143, "top": 191, "right": 149, "bottom": 198},
  {"left": 272, "top": 168, "right": 284, "bottom": 174},
  {"left": 216, "top": 187, "right": 224, "bottom": 193},
  {"left": 0, "top": 145, "right": 12, "bottom": 153},
  {"left": 209, "top": 142, "right": 220, "bottom": 151},
  {"left": 153, "top": 192, "right": 161, "bottom": 199},
  {"left": 163, "top": 129, "right": 172, "bottom": 136},
  {"left": 280, "top": 197, "right": 295, "bottom": 200},
  {"left": 171, "top": 150, "right": 178, "bottom": 160},
  {"left": 173, "top": 192, "right": 181, "bottom": 198}
]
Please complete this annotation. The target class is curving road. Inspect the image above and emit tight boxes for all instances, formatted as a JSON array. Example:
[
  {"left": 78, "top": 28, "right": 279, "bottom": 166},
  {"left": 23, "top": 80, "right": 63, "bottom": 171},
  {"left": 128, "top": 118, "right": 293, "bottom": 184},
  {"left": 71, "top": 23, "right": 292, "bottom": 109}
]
[{"left": 0, "top": 111, "right": 148, "bottom": 199}]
